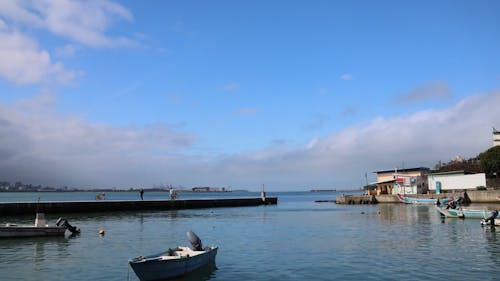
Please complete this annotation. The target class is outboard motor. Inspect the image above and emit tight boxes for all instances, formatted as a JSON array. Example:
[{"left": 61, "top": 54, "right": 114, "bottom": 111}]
[
  {"left": 56, "top": 218, "right": 81, "bottom": 234},
  {"left": 187, "top": 230, "right": 203, "bottom": 251}
]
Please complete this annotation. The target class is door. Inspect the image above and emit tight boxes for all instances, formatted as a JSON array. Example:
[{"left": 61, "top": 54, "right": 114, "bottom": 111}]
[{"left": 436, "top": 181, "right": 441, "bottom": 194}]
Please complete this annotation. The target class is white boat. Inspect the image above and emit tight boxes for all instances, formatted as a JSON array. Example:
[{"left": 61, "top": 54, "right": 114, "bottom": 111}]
[
  {"left": 435, "top": 206, "right": 495, "bottom": 219},
  {"left": 0, "top": 213, "right": 80, "bottom": 238},
  {"left": 128, "top": 231, "right": 218, "bottom": 281}
]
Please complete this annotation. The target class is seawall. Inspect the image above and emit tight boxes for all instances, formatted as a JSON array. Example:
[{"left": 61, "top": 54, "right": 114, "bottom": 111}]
[
  {"left": 335, "top": 190, "right": 500, "bottom": 204},
  {"left": 0, "top": 197, "right": 278, "bottom": 215}
]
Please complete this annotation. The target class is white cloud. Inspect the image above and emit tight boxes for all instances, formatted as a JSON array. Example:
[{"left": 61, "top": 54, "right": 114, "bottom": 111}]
[
  {"left": 0, "top": 0, "right": 133, "bottom": 85},
  {"left": 1, "top": 90, "right": 499, "bottom": 190},
  {"left": 0, "top": 93, "right": 195, "bottom": 188},
  {"left": 0, "top": 0, "right": 135, "bottom": 48},
  {"left": 54, "top": 44, "right": 78, "bottom": 58},
  {"left": 0, "top": 1, "right": 43, "bottom": 26},
  {"left": 205, "top": 90, "right": 500, "bottom": 189},
  {"left": 340, "top": 73, "right": 353, "bottom": 81},
  {"left": 0, "top": 29, "right": 76, "bottom": 84}
]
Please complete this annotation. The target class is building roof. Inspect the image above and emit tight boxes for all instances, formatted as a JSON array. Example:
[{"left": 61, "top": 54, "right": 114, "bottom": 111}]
[
  {"left": 373, "top": 167, "right": 430, "bottom": 174},
  {"left": 429, "top": 170, "right": 477, "bottom": 176},
  {"left": 373, "top": 179, "right": 396, "bottom": 185}
]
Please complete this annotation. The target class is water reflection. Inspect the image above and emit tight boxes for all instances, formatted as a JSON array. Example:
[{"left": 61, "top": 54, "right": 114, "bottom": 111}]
[
  {"left": 376, "top": 204, "right": 436, "bottom": 224},
  {"left": 0, "top": 235, "right": 75, "bottom": 269},
  {"left": 483, "top": 225, "right": 500, "bottom": 266},
  {"left": 1, "top": 193, "right": 499, "bottom": 281}
]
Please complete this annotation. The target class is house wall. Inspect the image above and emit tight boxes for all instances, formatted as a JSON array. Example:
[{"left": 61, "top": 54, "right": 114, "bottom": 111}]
[
  {"left": 428, "top": 173, "right": 486, "bottom": 191},
  {"left": 376, "top": 182, "right": 394, "bottom": 195},
  {"left": 376, "top": 170, "right": 429, "bottom": 195}
]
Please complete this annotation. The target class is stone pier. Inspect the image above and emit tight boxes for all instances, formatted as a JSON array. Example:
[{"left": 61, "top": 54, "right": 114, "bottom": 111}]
[{"left": 0, "top": 197, "right": 278, "bottom": 216}]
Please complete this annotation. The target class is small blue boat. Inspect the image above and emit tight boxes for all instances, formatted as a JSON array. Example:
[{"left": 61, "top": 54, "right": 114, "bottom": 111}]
[
  {"left": 396, "top": 194, "right": 453, "bottom": 205},
  {"left": 128, "top": 231, "right": 217, "bottom": 281}
]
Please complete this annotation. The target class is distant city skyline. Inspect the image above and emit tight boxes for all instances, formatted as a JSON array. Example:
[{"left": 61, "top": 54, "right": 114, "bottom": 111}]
[{"left": 0, "top": 1, "right": 499, "bottom": 191}]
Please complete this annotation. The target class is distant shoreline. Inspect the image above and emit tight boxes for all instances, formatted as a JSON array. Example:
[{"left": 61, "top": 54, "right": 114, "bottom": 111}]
[{"left": 0, "top": 189, "right": 248, "bottom": 193}]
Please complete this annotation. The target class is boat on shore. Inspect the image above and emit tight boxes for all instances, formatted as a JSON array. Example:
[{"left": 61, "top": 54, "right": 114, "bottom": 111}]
[
  {"left": 396, "top": 194, "right": 453, "bottom": 205},
  {"left": 435, "top": 206, "right": 495, "bottom": 219},
  {"left": 128, "top": 230, "right": 218, "bottom": 281},
  {"left": 0, "top": 213, "right": 80, "bottom": 238}
]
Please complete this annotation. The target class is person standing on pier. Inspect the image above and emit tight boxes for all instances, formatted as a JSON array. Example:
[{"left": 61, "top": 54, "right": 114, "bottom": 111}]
[
  {"left": 169, "top": 188, "right": 177, "bottom": 200},
  {"left": 140, "top": 189, "right": 144, "bottom": 200}
]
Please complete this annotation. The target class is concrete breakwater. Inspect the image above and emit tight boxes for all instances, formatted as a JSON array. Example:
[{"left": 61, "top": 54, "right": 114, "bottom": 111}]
[
  {"left": 0, "top": 197, "right": 278, "bottom": 216},
  {"left": 335, "top": 190, "right": 500, "bottom": 204}
]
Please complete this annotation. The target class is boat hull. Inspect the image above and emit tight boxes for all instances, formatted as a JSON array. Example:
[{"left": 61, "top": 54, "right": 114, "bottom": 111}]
[
  {"left": 435, "top": 206, "right": 494, "bottom": 219},
  {"left": 129, "top": 247, "right": 218, "bottom": 281},
  {"left": 0, "top": 226, "right": 66, "bottom": 238},
  {"left": 397, "top": 194, "right": 452, "bottom": 204}
]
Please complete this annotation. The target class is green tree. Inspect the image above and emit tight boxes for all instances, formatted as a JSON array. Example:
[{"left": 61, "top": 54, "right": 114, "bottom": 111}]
[{"left": 480, "top": 146, "right": 500, "bottom": 178}]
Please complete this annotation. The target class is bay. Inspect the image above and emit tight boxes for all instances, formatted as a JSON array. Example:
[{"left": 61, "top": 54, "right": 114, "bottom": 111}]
[{"left": 0, "top": 191, "right": 499, "bottom": 281}]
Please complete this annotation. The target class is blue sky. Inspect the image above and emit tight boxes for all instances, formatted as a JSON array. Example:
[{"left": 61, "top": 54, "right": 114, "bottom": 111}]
[{"left": 0, "top": 0, "right": 499, "bottom": 191}]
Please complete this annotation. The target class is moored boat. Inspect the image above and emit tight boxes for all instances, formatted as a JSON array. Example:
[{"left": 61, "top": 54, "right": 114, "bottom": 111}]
[
  {"left": 397, "top": 194, "right": 453, "bottom": 205},
  {"left": 0, "top": 213, "right": 80, "bottom": 238},
  {"left": 128, "top": 231, "right": 218, "bottom": 281},
  {"left": 435, "top": 206, "right": 495, "bottom": 219}
]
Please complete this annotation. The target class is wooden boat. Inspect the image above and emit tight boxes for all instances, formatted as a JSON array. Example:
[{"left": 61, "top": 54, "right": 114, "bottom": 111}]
[
  {"left": 129, "top": 231, "right": 218, "bottom": 281},
  {"left": 435, "top": 206, "right": 495, "bottom": 219},
  {"left": 396, "top": 194, "right": 453, "bottom": 205},
  {"left": 0, "top": 213, "right": 80, "bottom": 238}
]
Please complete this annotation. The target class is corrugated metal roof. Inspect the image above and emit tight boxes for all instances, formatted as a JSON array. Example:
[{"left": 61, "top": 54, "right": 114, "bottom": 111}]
[
  {"left": 373, "top": 167, "right": 430, "bottom": 174},
  {"left": 373, "top": 179, "right": 396, "bottom": 184},
  {"left": 429, "top": 170, "right": 466, "bottom": 176}
]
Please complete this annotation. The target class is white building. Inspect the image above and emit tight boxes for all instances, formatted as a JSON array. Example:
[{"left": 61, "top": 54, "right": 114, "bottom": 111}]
[
  {"left": 494, "top": 127, "right": 500, "bottom": 146},
  {"left": 428, "top": 170, "right": 486, "bottom": 193}
]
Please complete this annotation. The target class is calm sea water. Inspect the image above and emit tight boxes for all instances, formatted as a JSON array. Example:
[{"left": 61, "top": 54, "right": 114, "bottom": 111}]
[{"left": 0, "top": 191, "right": 499, "bottom": 281}]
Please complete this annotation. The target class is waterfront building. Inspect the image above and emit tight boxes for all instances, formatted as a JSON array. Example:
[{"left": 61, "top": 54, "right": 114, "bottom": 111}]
[
  {"left": 373, "top": 167, "right": 430, "bottom": 195},
  {"left": 427, "top": 170, "right": 486, "bottom": 194}
]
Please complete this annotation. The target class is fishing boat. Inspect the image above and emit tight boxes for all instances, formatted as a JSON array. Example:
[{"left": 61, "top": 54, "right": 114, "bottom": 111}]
[
  {"left": 435, "top": 206, "right": 495, "bottom": 219},
  {"left": 129, "top": 231, "right": 218, "bottom": 281},
  {"left": 0, "top": 213, "right": 80, "bottom": 238},
  {"left": 396, "top": 194, "right": 453, "bottom": 205}
]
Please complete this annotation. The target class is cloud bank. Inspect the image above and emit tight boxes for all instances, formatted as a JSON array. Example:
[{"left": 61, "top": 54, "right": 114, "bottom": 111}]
[
  {"left": 0, "top": 0, "right": 134, "bottom": 85},
  {"left": 0, "top": 0, "right": 134, "bottom": 47},
  {"left": 1, "top": 90, "right": 498, "bottom": 190}
]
